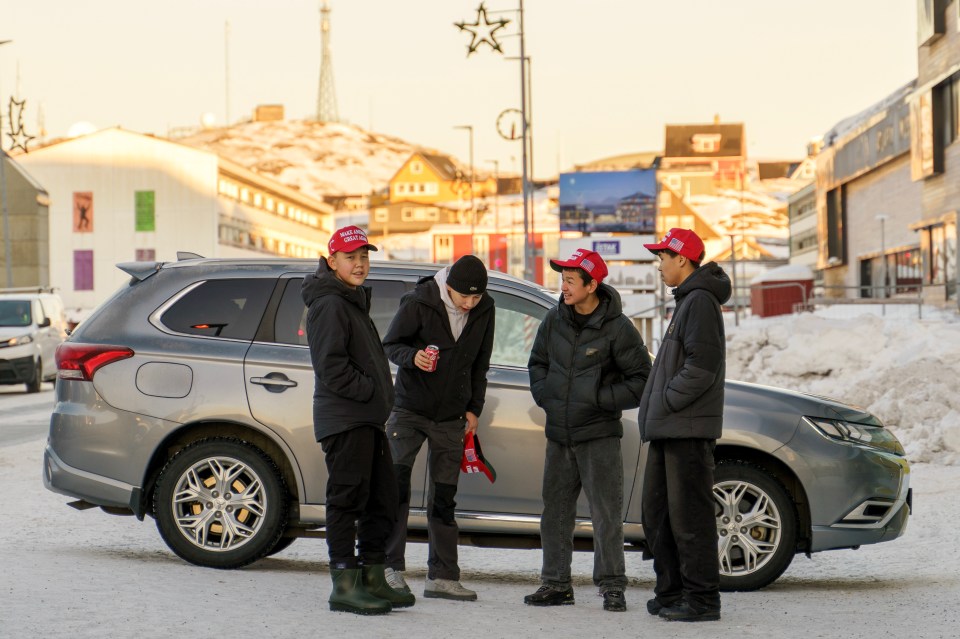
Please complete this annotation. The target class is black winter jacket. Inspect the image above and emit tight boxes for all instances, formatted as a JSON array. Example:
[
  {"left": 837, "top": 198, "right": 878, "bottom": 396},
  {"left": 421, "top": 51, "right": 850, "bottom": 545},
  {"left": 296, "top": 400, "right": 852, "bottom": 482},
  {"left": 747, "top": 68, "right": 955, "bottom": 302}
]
[
  {"left": 528, "top": 283, "right": 651, "bottom": 444},
  {"left": 638, "top": 262, "right": 732, "bottom": 442},
  {"left": 382, "top": 275, "right": 495, "bottom": 422},
  {"left": 301, "top": 262, "right": 395, "bottom": 441}
]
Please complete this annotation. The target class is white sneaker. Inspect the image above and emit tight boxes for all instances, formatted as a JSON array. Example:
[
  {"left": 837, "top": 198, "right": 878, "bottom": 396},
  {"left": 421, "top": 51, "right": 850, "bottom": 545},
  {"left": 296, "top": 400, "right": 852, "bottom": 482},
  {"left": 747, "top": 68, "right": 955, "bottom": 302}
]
[
  {"left": 384, "top": 567, "right": 411, "bottom": 593},
  {"left": 424, "top": 577, "right": 477, "bottom": 601}
]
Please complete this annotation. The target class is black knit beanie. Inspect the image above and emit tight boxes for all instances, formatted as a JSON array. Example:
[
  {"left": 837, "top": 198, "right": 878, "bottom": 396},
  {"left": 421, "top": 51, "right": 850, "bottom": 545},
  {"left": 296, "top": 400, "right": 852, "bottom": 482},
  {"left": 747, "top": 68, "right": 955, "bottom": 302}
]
[{"left": 446, "top": 255, "right": 488, "bottom": 295}]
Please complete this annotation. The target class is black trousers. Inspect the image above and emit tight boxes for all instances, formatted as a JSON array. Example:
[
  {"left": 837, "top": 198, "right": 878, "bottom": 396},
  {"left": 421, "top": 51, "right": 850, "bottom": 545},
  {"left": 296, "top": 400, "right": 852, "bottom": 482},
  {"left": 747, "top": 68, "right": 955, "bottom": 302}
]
[
  {"left": 641, "top": 438, "right": 721, "bottom": 611},
  {"left": 320, "top": 425, "right": 398, "bottom": 569}
]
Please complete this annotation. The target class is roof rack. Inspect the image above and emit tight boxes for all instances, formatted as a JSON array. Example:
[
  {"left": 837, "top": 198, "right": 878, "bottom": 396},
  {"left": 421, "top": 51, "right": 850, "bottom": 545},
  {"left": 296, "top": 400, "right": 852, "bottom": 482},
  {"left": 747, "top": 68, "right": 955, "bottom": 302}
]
[{"left": 0, "top": 286, "right": 58, "bottom": 294}]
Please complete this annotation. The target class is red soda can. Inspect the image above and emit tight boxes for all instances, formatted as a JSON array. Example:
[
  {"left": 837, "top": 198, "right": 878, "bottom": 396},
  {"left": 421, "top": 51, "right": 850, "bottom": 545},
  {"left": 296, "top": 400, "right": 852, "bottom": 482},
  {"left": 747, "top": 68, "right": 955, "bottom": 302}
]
[{"left": 424, "top": 345, "right": 440, "bottom": 372}]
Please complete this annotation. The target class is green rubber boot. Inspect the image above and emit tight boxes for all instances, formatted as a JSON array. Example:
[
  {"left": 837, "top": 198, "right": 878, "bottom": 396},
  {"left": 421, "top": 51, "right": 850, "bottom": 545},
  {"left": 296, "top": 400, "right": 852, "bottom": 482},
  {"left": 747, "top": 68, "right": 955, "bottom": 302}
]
[
  {"left": 362, "top": 564, "right": 416, "bottom": 608},
  {"left": 329, "top": 568, "right": 392, "bottom": 615}
]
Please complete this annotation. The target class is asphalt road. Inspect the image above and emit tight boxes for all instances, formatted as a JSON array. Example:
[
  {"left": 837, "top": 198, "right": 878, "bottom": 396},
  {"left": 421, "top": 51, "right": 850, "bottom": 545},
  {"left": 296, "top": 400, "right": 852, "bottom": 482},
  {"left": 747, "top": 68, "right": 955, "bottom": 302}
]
[{"left": 0, "top": 383, "right": 54, "bottom": 446}]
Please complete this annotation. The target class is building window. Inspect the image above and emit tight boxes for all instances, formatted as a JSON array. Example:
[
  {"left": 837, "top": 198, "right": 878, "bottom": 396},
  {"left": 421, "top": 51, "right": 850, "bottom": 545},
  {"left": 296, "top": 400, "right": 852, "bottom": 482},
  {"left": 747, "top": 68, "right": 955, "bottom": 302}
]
[
  {"left": 74, "top": 250, "right": 93, "bottom": 291},
  {"left": 825, "top": 186, "right": 846, "bottom": 265},
  {"left": 374, "top": 208, "right": 389, "bottom": 222},
  {"left": 425, "top": 183, "right": 439, "bottom": 195},
  {"left": 665, "top": 174, "right": 682, "bottom": 190},
  {"left": 135, "top": 249, "right": 156, "bottom": 262},
  {"left": 410, "top": 160, "right": 423, "bottom": 174},
  {"left": 135, "top": 191, "right": 156, "bottom": 232},
  {"left": 73, "top": 192, "right": 93, "bottom": 233},
  {"left": 691, "top": 134, "right": 722, "bottom": 153},
  {"left": 942, "top": 72, "right": 960, "bottom": 147},
  {"left": 435, "top": 235, "right": 453, "bottom": 262},
  {"left": 658, "top": 191, "right": 672, "bottom": 208}
]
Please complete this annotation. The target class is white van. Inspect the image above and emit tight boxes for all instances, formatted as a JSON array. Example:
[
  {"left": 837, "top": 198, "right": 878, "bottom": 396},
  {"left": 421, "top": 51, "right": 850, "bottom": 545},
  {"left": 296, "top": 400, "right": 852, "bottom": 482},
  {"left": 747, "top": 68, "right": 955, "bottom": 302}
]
[{"left": 0, "top": 289, "right": 67, "bottom": 393}]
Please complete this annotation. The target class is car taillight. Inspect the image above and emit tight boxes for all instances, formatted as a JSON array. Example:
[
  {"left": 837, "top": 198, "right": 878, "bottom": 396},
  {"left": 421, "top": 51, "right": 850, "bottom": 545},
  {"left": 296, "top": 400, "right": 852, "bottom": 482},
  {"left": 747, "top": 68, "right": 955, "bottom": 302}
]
[{"left": 56, "top": 343, "right": 135, "bottom": 381}]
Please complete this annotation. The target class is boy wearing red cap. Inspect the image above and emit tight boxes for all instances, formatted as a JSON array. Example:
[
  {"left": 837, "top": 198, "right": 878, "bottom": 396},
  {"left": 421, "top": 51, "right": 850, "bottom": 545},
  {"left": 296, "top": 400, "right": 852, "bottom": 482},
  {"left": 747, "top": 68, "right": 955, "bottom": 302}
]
[
  {"left": 639, "top": 228, "right": 731, "bottom": 622},
  {"left": 524, "top": 249, "right": 651, "bottom": 612},
  {"left": 302, "top": 226, "right": 414, "bottom": 615}
]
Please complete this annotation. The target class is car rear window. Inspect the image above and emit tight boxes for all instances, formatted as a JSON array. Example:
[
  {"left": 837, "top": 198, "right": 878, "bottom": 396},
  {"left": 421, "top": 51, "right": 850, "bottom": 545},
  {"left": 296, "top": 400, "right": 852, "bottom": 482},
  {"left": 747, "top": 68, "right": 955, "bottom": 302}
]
[{"left": 161, "top": 279, "right": 274, "bottom": 340}]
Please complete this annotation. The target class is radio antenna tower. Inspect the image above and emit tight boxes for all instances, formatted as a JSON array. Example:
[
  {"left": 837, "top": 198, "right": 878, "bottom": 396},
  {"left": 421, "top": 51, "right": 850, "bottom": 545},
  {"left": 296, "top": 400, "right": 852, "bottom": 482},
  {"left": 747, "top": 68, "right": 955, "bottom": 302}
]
[{"left": 316, "top": 2, "right": 340, "bottom": 122}]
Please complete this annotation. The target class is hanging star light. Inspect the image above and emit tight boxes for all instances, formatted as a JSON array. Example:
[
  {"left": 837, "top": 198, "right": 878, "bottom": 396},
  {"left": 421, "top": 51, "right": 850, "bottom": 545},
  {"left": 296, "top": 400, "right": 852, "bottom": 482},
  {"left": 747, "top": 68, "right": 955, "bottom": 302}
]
[
  {"left": 454, "top": 2, "right": 510, "bottom": 56},
  {"left": 6, "top": 97, "right": 35, "bottom": 153}
]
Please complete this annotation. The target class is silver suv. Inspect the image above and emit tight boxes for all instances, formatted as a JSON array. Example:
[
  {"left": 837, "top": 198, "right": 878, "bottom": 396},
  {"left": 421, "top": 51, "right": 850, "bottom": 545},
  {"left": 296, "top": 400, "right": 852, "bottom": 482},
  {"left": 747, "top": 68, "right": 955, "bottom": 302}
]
[{"left": 43, "top": 256, "right": 911, "bottom": 591}]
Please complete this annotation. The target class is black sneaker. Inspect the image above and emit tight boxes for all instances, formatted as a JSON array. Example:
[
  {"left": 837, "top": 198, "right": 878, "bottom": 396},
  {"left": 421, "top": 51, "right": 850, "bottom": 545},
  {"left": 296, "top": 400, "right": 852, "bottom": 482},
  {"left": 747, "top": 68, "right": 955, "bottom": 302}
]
[
  {"left": 524, "top": 585, "right": 575, "bottom": 606},
  {"left": 659, "top": 601, "right": 721, "bottom": 622},
  {"left": 602, "top": 590, "right": 626, "bottom": 612},
  {"left": 646, "top": 597, "right": 680, "bottom": 616}
]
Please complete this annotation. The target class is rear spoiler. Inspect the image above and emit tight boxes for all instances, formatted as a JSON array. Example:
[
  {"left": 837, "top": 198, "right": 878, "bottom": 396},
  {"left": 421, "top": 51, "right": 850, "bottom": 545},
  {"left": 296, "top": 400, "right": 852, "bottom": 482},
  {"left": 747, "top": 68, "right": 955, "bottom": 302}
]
[{"left": 116, "top": 252, "right": 206, "bottom": 283}]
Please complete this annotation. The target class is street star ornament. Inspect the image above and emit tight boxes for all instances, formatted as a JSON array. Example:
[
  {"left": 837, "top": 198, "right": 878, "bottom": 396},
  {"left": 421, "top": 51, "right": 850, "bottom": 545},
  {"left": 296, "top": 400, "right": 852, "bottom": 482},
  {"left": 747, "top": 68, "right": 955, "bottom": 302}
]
[
  {"left": 6, "top": 97, "right": 35, "bottom": 153},
  {"left": 455, "top": 2, "right": 510, "bottom": 56}
]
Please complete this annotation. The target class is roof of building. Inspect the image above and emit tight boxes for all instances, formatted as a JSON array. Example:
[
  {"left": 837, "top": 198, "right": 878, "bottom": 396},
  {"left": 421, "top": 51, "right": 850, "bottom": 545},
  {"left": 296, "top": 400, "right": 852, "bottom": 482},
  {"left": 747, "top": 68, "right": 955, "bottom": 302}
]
[{"left": 663, "top": 123, "right": 745, "bottom": 158}]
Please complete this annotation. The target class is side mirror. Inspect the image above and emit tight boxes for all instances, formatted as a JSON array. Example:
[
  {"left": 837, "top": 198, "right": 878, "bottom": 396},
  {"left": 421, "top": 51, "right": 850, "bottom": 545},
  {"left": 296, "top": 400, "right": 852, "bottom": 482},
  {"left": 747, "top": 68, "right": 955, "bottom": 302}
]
[{"left": 38, "top": 317, "right": 51, "bottom": 328}]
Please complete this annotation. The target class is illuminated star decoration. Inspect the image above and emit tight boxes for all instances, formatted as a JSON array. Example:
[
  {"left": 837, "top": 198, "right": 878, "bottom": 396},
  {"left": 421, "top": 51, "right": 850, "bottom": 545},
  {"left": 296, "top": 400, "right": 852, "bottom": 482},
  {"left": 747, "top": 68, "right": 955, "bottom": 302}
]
[
  {"left": 454, "top": 2, "right": 511, "bottom": 56},
  {"left": 6, "top": 97, "right": 35, "bottom": 153}
]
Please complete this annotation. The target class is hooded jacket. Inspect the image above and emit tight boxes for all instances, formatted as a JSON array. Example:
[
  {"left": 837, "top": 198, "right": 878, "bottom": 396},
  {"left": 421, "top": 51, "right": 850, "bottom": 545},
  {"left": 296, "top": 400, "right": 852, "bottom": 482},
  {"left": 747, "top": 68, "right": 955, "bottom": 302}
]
[
  {"left": 301, "top": 261, "right": 395, "bottom": 441},
  {"left": 528, "top": 283, "right": 651, "bottom": 444},
  {"left": 638, "top": 261, "right": 732, "bottom": 442},
  {"left": 382, "top": 271, "right": 495, "bottom": 422}
]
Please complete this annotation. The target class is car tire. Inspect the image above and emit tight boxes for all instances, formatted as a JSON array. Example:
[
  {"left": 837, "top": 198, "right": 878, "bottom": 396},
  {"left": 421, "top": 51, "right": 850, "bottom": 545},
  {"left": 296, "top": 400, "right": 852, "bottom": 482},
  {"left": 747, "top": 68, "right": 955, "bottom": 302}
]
[
  {"left": 266, "top": 534, "right": 298, "bottom": 556},
  {"left": 715, "top": 460, "right": 798, "bottom": 592},
  {"left": 153, "top": 438, "right": 289, "bottom": 569},
  {"left": 25, "top": 359, "right": 41, "bottom": 394}
]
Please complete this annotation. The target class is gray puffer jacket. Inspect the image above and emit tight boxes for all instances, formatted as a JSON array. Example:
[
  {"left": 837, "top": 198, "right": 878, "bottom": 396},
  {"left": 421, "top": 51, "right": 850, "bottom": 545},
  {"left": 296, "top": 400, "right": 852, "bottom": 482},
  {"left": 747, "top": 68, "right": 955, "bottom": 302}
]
[
  {"left": 638, "top": 262, "right": 731, "bottom": 442},
  {"left": 528, "top": 283, "right": 651, "bottom": 444}
]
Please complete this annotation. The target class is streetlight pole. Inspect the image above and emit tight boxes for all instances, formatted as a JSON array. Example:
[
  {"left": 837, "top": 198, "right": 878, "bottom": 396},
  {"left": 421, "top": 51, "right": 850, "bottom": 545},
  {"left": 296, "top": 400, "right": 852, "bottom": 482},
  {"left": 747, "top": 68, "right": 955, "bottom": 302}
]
[
  {"left": 875, "top": 213, "right": 889, "bottom": 313},
  {"left": 518, "top": 0, "right": 532, "bottom": 281},
  {"left": 454, "top": 124, "right": 475, "bottom": 244},
  {"left": 1, "top": 39, "right": 13, "bottom": 288},
  {"left": 486, "top": 159, "right": 500, "bottom": 234}
]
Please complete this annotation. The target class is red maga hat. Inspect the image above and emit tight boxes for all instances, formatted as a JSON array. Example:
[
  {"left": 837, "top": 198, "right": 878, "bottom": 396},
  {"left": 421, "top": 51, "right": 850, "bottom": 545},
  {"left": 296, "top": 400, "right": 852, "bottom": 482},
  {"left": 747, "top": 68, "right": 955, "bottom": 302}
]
[
  {"left": 549, "top": 248, "right": 608, "bottom": 283},
  {"left": 328, "top": 225, "right": 378, "bottom": 255},
  {"left": 643, "top": 228, "right": 705, "bottom": 262}
]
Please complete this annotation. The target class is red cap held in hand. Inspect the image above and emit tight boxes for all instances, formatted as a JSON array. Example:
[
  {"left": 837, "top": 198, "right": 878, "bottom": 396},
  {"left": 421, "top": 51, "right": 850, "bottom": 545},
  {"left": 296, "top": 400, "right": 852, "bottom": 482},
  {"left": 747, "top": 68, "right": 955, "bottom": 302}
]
[{"left": 461, "top": 431, "right": 496, "bottom": 483}]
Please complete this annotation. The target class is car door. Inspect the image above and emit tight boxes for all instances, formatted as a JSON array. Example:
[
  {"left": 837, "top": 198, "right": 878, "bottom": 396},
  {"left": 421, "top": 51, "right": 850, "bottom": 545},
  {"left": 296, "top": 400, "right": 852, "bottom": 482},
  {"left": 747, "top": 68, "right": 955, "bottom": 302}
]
[
  {"left": 454, "top": 287, "right": 642, "bottom": 521},
  {"left": 243, "top": 274, "right": 426, "bottom": 511}
]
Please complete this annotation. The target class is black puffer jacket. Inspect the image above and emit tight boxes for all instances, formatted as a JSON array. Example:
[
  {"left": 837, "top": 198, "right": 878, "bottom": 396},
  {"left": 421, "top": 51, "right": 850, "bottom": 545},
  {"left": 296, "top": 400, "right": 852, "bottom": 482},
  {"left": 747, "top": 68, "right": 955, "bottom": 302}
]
[
  {"left": 301, "top": 262, "right": 395, "bottom": 441},
  {"left": 528, "top": 283, "right": 651, "bottom": 444},
  {"left": 638, "top": 262, "right": 731, "bottom": 442},
  {"left": 382, "top": 275, "right": 495, "bottom": 422}
]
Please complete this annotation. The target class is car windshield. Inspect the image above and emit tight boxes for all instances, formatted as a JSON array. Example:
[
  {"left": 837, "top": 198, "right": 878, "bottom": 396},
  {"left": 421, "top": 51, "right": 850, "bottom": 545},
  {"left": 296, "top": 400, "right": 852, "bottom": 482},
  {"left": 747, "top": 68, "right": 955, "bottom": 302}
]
[{"left": 0, "top": 300, "right": 32, "bottom": 327}]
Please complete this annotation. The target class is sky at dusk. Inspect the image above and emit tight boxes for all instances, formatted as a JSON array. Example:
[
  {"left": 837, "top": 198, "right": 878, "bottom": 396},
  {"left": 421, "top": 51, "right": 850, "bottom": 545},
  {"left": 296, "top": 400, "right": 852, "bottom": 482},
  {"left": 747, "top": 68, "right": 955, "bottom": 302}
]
[{"left": 2, "top": 1, "right": 918, "bottom": 178}]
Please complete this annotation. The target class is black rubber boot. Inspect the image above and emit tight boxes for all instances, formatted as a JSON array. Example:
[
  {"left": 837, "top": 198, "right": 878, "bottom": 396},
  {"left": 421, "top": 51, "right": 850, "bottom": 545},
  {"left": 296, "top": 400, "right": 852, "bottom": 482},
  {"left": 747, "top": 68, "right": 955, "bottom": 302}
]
[
  {"left": 329, "top": 568, "right": 392, "bottom": 615},
  {"left": 362, "top": 564, "right": 416, "bottom": 608}
]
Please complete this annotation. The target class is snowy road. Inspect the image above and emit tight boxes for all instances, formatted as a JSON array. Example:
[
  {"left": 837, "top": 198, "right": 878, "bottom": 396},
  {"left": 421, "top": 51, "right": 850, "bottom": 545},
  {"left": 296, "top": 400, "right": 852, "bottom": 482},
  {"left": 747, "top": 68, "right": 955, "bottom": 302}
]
[{"left": 0, "top": 391, "right": 958, "bottom": 638}]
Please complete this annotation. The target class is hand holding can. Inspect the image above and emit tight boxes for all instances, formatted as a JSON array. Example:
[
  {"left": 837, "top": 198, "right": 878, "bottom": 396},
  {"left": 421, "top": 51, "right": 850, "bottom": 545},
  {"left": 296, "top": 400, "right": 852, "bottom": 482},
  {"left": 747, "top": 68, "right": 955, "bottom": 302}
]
[{"left": 424, "top": 345, "right": 439, "bottom": 372}]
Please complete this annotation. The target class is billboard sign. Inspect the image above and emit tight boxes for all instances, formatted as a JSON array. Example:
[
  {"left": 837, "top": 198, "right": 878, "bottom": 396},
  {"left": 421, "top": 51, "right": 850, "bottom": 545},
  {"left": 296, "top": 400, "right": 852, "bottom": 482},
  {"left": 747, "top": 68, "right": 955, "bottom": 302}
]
[{"left": 559, "top": 170, "right": 657, "bottom": 233}]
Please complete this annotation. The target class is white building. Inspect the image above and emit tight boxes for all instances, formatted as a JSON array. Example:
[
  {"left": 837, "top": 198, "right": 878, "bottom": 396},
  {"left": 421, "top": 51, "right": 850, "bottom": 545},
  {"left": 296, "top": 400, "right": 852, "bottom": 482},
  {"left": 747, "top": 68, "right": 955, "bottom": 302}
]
[{"left": 17, "top": 128, "right": 334, "bottom": 316}]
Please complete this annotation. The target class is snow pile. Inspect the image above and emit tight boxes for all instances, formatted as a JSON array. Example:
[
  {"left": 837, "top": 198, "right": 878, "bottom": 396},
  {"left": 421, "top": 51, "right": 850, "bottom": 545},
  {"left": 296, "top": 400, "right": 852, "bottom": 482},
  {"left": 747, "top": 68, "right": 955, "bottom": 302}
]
[
  {"left": 726, "top": 309, "right": 960, "bottom": 464},
  {"left": 175, "top": 120, "right": 429, "bottom": 198}
]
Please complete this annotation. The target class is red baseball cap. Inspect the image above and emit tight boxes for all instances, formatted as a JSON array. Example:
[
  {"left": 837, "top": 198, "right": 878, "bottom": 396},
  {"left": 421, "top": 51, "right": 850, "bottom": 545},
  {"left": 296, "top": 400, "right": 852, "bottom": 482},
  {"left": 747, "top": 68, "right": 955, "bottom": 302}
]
[
  {"left": 643, "top": 228, "right": 705, "bottom": 263},
  {"left": 328, "top": 225, "right": 378, "bottom": 255},
  {"left": 549, "top": 248, "right": 608, "bottom": 283}
]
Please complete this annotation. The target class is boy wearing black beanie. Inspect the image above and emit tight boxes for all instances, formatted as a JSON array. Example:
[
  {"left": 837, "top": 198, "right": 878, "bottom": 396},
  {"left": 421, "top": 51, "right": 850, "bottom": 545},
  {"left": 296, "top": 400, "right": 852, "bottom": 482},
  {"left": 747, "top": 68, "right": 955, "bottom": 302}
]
[{"left": 382, "top": 254, "right": 496, "bottom": 601}]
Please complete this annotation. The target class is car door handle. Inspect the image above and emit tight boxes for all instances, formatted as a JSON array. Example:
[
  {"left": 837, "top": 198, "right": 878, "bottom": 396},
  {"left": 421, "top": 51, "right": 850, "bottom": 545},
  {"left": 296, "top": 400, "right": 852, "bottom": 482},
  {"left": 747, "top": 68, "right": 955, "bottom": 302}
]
[{"left": 250, "top": 374, "right": 298, "bottom": 392}]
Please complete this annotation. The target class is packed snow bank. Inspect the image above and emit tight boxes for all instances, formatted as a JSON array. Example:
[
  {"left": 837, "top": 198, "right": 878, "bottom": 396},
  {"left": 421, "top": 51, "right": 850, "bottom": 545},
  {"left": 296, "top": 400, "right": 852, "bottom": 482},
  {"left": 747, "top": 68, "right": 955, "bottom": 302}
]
[{"left": 726, "top": 308, "right": 960, "bottom": 464}]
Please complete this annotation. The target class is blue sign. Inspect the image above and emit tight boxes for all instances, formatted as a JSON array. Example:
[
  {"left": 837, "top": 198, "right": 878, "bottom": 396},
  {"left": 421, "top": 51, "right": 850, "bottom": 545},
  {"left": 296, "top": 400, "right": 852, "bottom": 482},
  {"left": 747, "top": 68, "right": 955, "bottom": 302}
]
[
  {"left": 559, "top": 170, "right": 657, "bottom": 233},
  {"left": 592, "top": 241, "right": 621, "bottom": 255}
]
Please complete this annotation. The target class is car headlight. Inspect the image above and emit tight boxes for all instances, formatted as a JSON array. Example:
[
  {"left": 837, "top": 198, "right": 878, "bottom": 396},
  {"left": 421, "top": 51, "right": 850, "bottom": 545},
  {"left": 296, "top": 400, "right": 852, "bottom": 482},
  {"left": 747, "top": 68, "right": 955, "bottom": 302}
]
[
  {"left": 803, "top": 416, "right": 905, "bottom": 456},
  {"left": 0, "top": 334, "right": 33, "bottom": 347}
]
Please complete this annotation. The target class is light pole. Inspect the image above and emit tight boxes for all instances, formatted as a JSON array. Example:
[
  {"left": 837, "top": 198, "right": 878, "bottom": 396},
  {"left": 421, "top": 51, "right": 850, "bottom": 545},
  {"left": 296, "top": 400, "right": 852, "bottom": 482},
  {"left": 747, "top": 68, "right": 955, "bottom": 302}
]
[
  {"left": 454, "top": 124, "right": 475, "bottom": 242},
  {"left": 1, "top": 39, "right": 13, "bottom": 288},
  {"left": 486, "top": 159, "right": 500, "bottom": 234},
  {"left": 875, "top": 213, "right": 889, "bottom": 309}
]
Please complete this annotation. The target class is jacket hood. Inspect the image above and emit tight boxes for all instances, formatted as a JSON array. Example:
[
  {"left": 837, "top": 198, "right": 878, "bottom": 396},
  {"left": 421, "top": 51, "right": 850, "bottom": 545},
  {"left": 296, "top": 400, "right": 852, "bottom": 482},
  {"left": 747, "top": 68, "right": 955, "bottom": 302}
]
[
  {"left": 301, "top": 260, "right": 370, "bottom": 311},
  {"left": 674, "top": 261, "right": 732, "bottom": 305}
]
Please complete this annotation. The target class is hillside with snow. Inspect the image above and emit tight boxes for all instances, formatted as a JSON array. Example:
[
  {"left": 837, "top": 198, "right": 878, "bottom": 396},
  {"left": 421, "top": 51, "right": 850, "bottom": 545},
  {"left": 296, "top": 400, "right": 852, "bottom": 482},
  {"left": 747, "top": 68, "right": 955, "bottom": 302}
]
[{"left": 175, "top": 120, "right": 432, "bottom": 198}]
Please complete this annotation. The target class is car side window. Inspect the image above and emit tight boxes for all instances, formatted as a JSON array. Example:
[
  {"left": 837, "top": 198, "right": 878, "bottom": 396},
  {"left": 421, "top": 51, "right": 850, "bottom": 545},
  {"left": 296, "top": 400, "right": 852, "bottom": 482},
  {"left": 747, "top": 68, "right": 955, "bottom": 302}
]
[
  {"left": 486, "top": 290, "right": 548, "bottom": 368},
  {"left": 273, "top": 277, "right": 408, "bottom": 346},
  {"left": 161, "top": 279, "right": 274, "bottom": 340}
]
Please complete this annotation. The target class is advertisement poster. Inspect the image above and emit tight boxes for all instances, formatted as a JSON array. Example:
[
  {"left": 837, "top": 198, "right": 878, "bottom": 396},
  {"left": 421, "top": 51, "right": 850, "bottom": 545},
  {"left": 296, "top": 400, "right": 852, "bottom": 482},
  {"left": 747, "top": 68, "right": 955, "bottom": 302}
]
[
  {"left": 559, "top": 170, "right": 657, "bottom": 233},
  {"left": 73, "top": 191, "right": 93, "bottom": 233}
]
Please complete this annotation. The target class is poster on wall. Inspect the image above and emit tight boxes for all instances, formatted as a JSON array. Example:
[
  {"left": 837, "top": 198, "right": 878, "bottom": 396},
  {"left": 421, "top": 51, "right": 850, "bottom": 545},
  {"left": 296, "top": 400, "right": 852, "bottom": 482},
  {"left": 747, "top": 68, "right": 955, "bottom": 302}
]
[
  {"left": 72, "top": 192, "right": 93, "bottom": 233},
  {"left": 559, "top": 170, "right": 657, "bottom": 233}
]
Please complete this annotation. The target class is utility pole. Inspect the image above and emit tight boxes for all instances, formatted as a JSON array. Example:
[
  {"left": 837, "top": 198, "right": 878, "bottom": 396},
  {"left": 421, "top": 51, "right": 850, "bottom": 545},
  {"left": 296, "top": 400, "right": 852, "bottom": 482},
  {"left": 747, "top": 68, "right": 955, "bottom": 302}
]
[
  {"left": 518, "top": 0, "right": 532, "bottom": 281},
  {"left": 454, "top": 124, "right": 475, "bottom": 243},
  {"left": 486, "top": 159, "right": 500, "bottom": 234},
  {"left": 1, "top": 39, "right": 13, "bottom": 288}
]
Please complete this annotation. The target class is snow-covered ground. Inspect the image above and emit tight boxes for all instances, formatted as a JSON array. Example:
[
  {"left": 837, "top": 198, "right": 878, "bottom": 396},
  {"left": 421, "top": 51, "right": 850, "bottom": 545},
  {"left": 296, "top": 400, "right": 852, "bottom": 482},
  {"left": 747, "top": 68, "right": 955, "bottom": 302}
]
[{"left": 2, "top": 307, "right": 960, "bottom": 638}]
